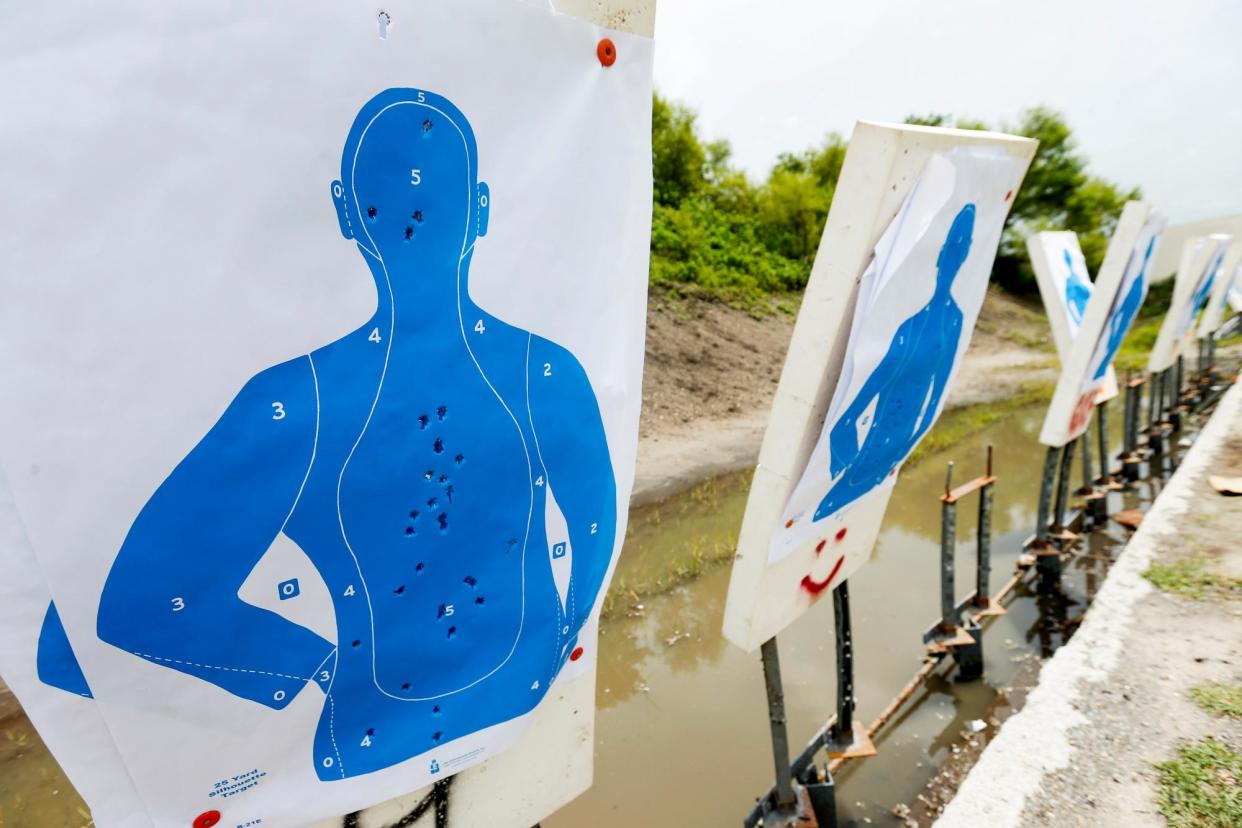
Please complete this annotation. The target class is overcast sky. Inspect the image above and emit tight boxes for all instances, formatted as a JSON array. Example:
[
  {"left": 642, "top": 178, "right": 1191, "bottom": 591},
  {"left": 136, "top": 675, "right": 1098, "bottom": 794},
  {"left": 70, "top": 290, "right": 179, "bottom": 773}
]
[{"left": 652, "top": 0, "right": 1241, "bottom": 224}]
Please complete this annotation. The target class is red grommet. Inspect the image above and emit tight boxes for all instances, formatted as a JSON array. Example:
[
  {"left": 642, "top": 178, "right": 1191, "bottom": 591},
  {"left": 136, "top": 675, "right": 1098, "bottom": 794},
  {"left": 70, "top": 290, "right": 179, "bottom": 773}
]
[
  {"left": 569, "top": 646, "right": 584, "bottom": 662},
  {"left": 193, "top": 811, "right": 221, "bottom": 828},
  {"left": 835, "top": 528, "right": 848, "bottom": 542},
  {"left": 597, "top": 38, "right": 617, "bottom": 67}
]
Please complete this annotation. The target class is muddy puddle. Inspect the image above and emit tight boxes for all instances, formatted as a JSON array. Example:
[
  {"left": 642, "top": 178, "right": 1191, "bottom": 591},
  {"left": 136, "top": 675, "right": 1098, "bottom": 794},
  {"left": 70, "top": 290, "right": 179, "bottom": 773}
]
[
  {"left": 0, "top": 401, "right": 1189, "bottom": 827},
  {"left": 548, "top": 402, "right": 1183, "bottom": 827}
]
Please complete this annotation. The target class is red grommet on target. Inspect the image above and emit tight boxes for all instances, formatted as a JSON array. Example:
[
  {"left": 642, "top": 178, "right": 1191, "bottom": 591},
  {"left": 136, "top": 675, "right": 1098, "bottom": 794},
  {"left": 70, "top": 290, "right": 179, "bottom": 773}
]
[
  {"left": 597, "top": 38, "right": 617, "bottom": 67},
  {"left": 193, "top": 811, "right": 221, "bottom": 828},
  {"left": 569, "top": 646, "right": 584, "bottom": 662}
]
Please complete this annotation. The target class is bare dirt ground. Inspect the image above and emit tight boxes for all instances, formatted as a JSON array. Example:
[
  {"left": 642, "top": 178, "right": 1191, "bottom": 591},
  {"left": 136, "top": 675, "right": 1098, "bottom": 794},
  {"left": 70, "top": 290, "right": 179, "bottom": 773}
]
[
  {"left": 935, "top": 381, "right": 1242, "bottom": 828},
  {"left": 634, "top": 287, "right": 1057, "bottom": 504}
]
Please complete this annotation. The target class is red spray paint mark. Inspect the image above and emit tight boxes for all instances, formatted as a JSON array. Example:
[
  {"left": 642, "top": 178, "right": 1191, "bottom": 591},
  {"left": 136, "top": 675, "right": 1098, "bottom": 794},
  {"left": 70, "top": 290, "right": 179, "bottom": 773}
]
[
  {"left": 1005, "top": 190, "right": 1013, "bottom": 201},
  {"left": 785, "top": 518, "right": 795, "bottom": 529},
  {"left": 800, "top": 555, "right": 846, "bottom": 596},
  {"left": 814, "top": 539, "right": 827, "bottom": 555},
  {"left": 193, "top": 812, "right": 221, "bottom": 828},
  {"left": 835, "top": 527, "right": 848, "bottom": 542},
  {"left": 597, "top": 38, "right": 617, "bottom": 67},
  {"left": 569, "top": 646, "right": 584, "bottom": 662},
  {"left": 1068, "top": 389, "right": 1099, "bottom": 436}
]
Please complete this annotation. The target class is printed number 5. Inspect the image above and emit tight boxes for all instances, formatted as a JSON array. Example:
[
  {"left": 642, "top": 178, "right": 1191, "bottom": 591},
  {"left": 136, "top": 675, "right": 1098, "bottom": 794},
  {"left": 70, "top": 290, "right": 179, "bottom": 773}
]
[
  {"left": 410, "top": 169, "right": 422, "bottom": 186},
  {"left": 272, "top": 402, "right": 286, "bottom": 420},
  {"left": 171, "top": 597, "right": 185, "bottom": 612}
]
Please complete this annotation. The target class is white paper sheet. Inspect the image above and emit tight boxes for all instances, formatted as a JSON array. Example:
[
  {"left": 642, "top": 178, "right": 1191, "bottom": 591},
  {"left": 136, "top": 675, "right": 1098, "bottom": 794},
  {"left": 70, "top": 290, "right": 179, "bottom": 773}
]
[
  {"left": 0, "top": 1, "right": 652, "bottom": 825},
  {"left": 1027, "top": 231, "right": 1119, "bottom": 402},
  {"left": 1147, "top": 234, "right": 1230, "bottom": 373},
  {"left": 1039, "top": 204, "right": 1164, "bottom": 446},
  {"left": 770, "top": 148, "right": 1022, "bottom": 573},
  {"left": 0, "top": 470, "right": 153, "bottom": 828},
  {"left": 1197, "top": 243, "right": 1242, "bottom": 338}
]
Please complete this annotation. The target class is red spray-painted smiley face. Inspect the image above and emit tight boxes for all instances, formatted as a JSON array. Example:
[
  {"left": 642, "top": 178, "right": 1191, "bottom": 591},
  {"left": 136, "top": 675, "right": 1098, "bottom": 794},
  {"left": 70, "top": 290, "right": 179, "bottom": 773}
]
[{"left": 800, "top": 527, "right": 850, "bottom": 597}]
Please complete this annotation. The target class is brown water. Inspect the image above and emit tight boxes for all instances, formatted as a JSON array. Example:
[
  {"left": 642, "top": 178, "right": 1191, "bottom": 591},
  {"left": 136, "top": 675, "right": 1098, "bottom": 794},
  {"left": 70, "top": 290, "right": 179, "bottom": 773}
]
[
  {"left": 548, "top": 402, "right": 1181, "bottom": 827},
  {"left": 0, "top": 401, "right": 1186, "bottom": 828}
]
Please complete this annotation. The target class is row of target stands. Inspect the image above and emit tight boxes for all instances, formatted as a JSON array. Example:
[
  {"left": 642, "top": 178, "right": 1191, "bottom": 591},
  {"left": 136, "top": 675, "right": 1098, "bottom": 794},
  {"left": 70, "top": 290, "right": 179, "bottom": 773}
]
[{"left": 742, "top": 330, "right": 1236, "bottom": 828}]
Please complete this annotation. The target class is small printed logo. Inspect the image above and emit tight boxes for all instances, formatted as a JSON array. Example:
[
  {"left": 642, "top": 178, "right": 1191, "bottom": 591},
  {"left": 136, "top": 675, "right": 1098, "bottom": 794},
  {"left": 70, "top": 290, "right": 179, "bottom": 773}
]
[
  {"left": 277, "top": 578, "right": 301, "bottom": 600},
  {"left": 551, "top": 542, "right": 567, "bottom": 560},
  {"left": 429, "top": 760, "right": 440, "bottom": 774}
]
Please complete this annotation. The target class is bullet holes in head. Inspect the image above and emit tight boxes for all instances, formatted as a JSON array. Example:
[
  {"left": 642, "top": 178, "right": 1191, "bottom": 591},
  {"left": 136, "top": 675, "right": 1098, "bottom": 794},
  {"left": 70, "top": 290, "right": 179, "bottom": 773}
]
[
  {"left": 436, "top": 406, "right": 447, "bottom": 420},
  {"left": 404, "top": 226, "right": 414, "bottom": 243},
  {"left": 393, "top": 584, "right": 405, "bottom": 595},
  {"left": 423, "top": 119, "right": 433, "bottom": 136},
  {"left": 412, "top": 210, "right": 424, "bottom": 225},
  {"left": 433, "top": 438, "right": 445, "bottom": 454},
  {"left": 424, "top": 470, "right": 434, "bottom": 480},
  {"left": 415, "top": 561, "right": 425, "bottom": 575},
  {"left": 437, "top": 513, "right": 449, "bottom": 532},
  {"left": 463, "top": 575, "right": 477, "bottom": 589},
  {"left": 351, "top": 639, "right": 361, "bottom": 649},
  {"left": 446, "top": 627, "right": 456, "bottom": 639},
  {"left": 418, "top": 415, "right": 429, "bottom": 430},
  {"left": 404, "top": 526, "right": 415, "bottom": 537},
  {"left": 454, "top": 453, "right": 465, "bottom": 466},
  {"left": 427, "top": 497, "right": 437, "bottom": 509},
  {"left": 366, "top": 206, "right": 378, "bottom": 222}
]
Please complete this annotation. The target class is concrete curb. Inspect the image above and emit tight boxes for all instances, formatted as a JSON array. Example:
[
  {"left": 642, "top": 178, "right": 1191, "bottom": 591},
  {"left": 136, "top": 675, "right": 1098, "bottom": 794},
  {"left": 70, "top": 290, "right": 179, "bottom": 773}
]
[{"left": 934, "top": 378, "right": 1242, "bottom": 827}]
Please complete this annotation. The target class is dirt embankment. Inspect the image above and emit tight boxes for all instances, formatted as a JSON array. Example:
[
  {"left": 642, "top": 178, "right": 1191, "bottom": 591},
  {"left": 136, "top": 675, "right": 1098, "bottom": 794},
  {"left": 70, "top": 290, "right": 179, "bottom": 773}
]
[{"left": 634, "top": 288, "right": 1057, "bottom": 505}]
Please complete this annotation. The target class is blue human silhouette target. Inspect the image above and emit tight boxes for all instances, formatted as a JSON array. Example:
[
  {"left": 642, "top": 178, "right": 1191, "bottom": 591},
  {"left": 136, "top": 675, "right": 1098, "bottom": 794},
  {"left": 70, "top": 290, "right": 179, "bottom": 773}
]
[
  {"left": 1063, "top": 248, "right": 1090, "bottom": 328},
  {"left": 813, "top": 204, "right": 974, "bottom": 522},
  {"left": 92, "top": 89, "right": 617, "bottom": 780}
]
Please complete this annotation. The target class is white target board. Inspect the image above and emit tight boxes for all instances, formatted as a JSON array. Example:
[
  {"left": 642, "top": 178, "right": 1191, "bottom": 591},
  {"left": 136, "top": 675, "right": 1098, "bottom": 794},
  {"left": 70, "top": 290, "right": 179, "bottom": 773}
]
[
  {"left": 1197, "top": 242, "right": 1242, "bottom": 338},
  {"left": 1039, "top": 203, "right": 1164, "bottom": 447},
  {"left": 0, "top": 1, "right": 653, "bottom": 826},
  {"left": 1027, "top": 231, "right": 1119, "bottom": 402},
  {"left": 722, "top": 122, "right": 1035, "bottom": 652},
  {"left": 1148, "top": 234, "right": 1232, "bottom": 372}
]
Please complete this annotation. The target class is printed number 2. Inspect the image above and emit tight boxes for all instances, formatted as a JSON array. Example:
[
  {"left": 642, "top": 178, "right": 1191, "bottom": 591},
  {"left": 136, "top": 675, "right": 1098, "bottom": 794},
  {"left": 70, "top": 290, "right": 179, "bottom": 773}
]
[
  {"left": 368, "top": 327, "right": 382, "bottom": 343},
  {"left": 543, "top": 363, "right": 552, "bottom": 377},
  {"left": 272, "top": 402, "right": 286, "bottom": 420}
]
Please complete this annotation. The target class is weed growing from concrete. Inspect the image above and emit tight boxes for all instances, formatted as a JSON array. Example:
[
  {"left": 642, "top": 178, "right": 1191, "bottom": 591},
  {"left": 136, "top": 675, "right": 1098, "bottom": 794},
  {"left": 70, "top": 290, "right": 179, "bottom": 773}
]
[
  {"left": 1155, "top": 738, "right": 1242, "bottom": 828},
  {"left": 1190, "top": 683, "right": 1242, "bottom": 720},
  {"left": 1143, "top": 557, "right": 1242, "bottom": 600}
]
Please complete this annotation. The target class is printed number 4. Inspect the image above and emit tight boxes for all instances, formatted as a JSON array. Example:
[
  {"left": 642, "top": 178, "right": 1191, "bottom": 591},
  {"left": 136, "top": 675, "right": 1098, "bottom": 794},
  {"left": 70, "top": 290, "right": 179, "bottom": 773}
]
[
  {"left": 368, "top": 327, "right": 382, "bottom": 343},
  {"left": 272, "top": 402, "right": 286, "bottom": 420},
  {"left": 360, "top": 735, "right": 372, "bottom": 748},
  {"left": 344, "top": 585, "right": 356, "bottom": 597},
  {"left": 535, "top": 475, "right": 544, "bottom": 487},
  {"left": 474, "top": 319, "right": 486, "bottom": 334}
]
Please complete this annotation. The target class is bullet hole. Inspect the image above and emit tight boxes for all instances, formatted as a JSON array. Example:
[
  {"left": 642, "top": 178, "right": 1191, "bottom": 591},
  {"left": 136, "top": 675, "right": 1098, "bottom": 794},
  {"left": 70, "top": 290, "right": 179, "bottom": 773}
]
[
  {"left": 409, "top": 509, "right": 420, "bottom": 520},
  {"left": 446, "top": 627, "right": 456, "bottom": 639},
  {"left": 404, "top": 226, "right": 414, "bottom": 242},
  {"left": 423, "top": 119, "right": 433, "bottom": 134},
  {"left": 418, "top": 415, "right": 429, "bottom": 430},
  {"left": 424, "top": 470, "right": 434, "bottom": 480},
  {"left": 463, "top": 575, "right": 477, "bottom": 588},
  {"left": 415, "top": 561, "right": 425, "bottom": 574},
  {"left": 427, "top": 497, "right": 438, "bottom": 509},
  {"left": 366, "top": 728, "right": 375, "bottom": 736},
  {"left": 446, "top": 485, "right": 454, "bottom": 504},
  {"left": 454, "top": 454, "right": 465, "bottom": 465},
  {"left": 432, "top": 731, "right": 443, "bottom": 743},
  {"left": 394, "top": 585, "right": 406, "bottom": 594},
  {"left": 432, "top": 705, "right": 441, "bottom": 715},
  {"left": 475, "top": 596, "right": 485, "bottom": 605},
  {"left": 351, "top": 640, "right": 361, "bottom": 648},
  {"left": 412, "top": 210, "right": 424, "bottom": 224},
  {"left": 433, "top": 438, "right": 445, "bottom": 454},
  {"left": 506, "top": 538, "right": 518, "bottom": 553},
  {"left": 367, "top": 206, "right": 378, "bottom": 222},
  {"left": 405, "top": 526, "right": 415, "bottom": 536},
  {"left": 436, "top": 406, "right": 447, "bottom": 420},
  {"left": 437, "top": 604, "right": 447, "bottom": 620},
  {"left": 438, "top": 513, "right": 449, "bottom": 531},
  {"left": 402, "top": 682, "right": 410, "bottom": 691},
  {"left": 439, "top": 474, "right": 449, "bottom": 484}
]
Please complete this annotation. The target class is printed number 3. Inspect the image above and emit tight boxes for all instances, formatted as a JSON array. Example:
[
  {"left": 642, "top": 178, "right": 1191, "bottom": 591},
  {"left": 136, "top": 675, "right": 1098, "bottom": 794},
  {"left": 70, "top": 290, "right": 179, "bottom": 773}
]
[
  {"left": 171, "top": 597, "right": 185, "bottom": 612},
  {"left": 272, "top": 402, "right": 286, "bottom": 420}
]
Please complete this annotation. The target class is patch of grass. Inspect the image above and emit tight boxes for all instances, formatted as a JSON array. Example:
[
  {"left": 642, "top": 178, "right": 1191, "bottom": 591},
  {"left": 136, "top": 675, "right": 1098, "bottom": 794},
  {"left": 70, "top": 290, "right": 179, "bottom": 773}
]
[
  {"left": 1143, "top": 557, "right": 1242, "bottom": 600},
  {"left": 1155, "top": 738, "right": 1242, "bottom": 828},
  {"left": 1190, "top": 683, "right": 1242, "bottom": 720},
  {"left": 905, "top": 380, "right": 1054, "bottom": 468},
  {"left": 1115, "top": 315, "right": 1162, "bottom": 373}
]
